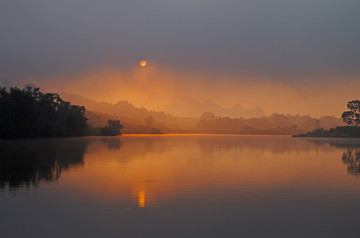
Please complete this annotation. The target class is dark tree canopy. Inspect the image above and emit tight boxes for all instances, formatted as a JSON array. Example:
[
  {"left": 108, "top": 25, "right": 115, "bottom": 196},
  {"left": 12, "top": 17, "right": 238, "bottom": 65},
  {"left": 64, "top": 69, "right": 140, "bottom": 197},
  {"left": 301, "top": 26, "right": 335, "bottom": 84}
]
[
  {"left": 342, "top": 100, "right": 360, "bottom": 126},
  {"left": 101, "top": 120, "right": 124, "bottom": 136},
  {"left": 0, "top": 86, "right": 89, "bottom": 138}
]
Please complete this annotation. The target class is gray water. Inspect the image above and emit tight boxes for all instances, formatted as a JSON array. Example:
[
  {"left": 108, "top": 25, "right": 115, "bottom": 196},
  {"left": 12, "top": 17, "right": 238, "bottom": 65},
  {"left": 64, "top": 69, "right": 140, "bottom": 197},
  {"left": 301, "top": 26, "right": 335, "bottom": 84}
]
[{"left": 1, "top": 135, "right": 360, "bottom": 238}]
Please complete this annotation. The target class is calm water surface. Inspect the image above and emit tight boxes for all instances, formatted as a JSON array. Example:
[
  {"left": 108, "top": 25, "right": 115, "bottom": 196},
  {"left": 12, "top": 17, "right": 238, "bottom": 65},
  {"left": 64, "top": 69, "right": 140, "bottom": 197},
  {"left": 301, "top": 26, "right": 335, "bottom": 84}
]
[{"left": 1, "top": 135, "right": 360, "bottom": 237}]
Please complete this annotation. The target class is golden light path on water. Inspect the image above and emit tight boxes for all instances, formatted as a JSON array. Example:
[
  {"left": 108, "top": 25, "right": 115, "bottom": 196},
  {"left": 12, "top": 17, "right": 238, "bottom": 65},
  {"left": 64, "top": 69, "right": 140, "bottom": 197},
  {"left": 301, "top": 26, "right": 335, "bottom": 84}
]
[
  {"left": 55, "top": 135, "right": 356, "bottom": 208},
  {"left": 2, "top": 135, "right": 360, "bottom": 238},
  {"left": 138, "top": 190, "right": 145, "bottom": 208}
]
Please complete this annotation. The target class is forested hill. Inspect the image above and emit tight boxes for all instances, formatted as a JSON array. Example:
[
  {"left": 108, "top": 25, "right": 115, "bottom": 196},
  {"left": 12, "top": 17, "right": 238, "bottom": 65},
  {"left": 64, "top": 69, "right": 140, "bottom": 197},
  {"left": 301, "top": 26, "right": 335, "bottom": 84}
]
[
  {"left": 62, "top": 92, "right": 344, "bottom": 135},
  {"left": 60, "top": 92, "right": 170, "bottom": 122},
  {"left": 0, "top": 87, "right": 88, "bottom": 139}
]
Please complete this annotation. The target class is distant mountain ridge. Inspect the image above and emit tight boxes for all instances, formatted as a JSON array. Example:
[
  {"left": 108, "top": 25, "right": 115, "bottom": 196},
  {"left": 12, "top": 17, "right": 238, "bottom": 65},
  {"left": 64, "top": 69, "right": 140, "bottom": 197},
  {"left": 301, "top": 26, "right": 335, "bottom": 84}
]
[
  {"left": 61, "top": 92, "right": 265, "bottom": 120},
  {"left": 59, "top": 92, "right": 199, "bottom": 133},
  {"left": 60, "top": 92, "right": 169, "bottom": 122},
  {"left": 60, "top": 92, "right": 344, "bottom": 135},
  {"left": 166, "top": 99, "right": 265, "bottom": 118}
]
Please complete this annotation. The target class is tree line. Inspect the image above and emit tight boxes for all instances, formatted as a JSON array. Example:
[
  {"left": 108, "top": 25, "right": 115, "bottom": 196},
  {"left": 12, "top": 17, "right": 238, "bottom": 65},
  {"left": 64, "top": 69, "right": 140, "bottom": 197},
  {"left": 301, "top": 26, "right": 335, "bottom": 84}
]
[
  {"left": 0, "top": 86, "right": 123, "bottom": 139},
  {"left": 294, "top": 100, "right": 360, "bottom": 137}
]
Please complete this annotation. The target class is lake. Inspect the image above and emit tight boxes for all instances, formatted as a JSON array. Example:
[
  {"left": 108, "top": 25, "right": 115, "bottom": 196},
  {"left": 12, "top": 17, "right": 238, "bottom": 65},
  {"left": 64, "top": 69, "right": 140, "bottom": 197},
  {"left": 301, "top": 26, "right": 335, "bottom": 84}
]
[{"left": 1, "top": 135, "right": 360, "bottom": 237}]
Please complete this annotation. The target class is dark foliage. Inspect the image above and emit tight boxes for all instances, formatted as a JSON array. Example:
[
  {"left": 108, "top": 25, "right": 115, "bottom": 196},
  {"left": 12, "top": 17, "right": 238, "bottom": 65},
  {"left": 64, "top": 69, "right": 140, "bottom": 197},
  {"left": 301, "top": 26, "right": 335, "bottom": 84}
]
[
  {"left": 342, "top": 100, "right": 360, "bottom": 126},
  {"left": 88, "top": 120, "right": 124, "bottom": 136},
  {"left": 294, "top": 126, "right": 360, "bottom": 138},
  {"left": 100, "top": 120, "right": 124, "bottom": 136},
  {"left": 0, "top": 86, "right": 89, "bottom": 138},
  {"left": 295, "top": 100, "right": 360, "bottom": 137}
]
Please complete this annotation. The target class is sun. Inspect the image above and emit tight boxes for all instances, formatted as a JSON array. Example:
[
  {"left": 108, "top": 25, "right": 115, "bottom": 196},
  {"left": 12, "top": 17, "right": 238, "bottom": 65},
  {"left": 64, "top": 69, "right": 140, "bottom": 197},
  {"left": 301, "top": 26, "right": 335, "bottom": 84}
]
[{"left": 139, "top": 60, "right": 147, "bottom": 67}]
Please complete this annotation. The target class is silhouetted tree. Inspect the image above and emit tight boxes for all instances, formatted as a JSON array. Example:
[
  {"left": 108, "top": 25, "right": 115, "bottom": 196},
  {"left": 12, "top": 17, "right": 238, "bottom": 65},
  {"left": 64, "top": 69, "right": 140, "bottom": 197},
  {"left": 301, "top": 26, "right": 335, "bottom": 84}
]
[
  {"left": 342, "top": 100, "right": 360, "bottom": 126},
  {"left": 0, "top": 86, "right": 89, "bottom": 138},
  {"left": 101, "top": 120, "right": 124, "bottom": 136}
]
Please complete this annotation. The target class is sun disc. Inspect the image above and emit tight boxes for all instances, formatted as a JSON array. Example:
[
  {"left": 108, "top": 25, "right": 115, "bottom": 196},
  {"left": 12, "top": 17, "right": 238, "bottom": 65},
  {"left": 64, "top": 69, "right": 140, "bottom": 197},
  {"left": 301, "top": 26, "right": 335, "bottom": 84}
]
[{"left": 139, "top": 60, "right": 147, "bottom": 67}]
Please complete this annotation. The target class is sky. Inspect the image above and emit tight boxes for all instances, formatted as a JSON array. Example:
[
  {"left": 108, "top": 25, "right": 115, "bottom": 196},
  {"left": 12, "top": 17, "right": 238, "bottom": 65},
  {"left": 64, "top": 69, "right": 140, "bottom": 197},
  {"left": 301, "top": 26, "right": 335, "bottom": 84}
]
[{"left": 1, "top": 0, "right": 360, "bottom": 117}]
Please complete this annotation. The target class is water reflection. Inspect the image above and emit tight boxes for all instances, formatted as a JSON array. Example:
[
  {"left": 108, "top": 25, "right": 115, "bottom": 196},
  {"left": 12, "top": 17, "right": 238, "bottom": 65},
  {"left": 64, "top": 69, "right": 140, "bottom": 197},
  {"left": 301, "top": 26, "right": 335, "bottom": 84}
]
[
  {"left": 98, "top": 138, "right": 122, "bottom": 150},
  {"left": 2, "top": 135, "right": 360, "bottom": 238},
  {"left": 2, "top": 136, "right": 360, "bottom": 193},
  {"left": 0, "top": 138, "right": 88, "bottom": 190},
  {"left": 308, "top": 139, "right": 360, "bottom": 176},
  {"left": 342, "top": 149, "right": 360, "bottom": 176},
  {"left": 57, "top": 136, "right": 360, "bottom": 208},
  {"left": 138, "top": 190, "right": 145, "bottom": 208},
  {"left": 197, "top": 135, "right": 323, "bottom": 154}
]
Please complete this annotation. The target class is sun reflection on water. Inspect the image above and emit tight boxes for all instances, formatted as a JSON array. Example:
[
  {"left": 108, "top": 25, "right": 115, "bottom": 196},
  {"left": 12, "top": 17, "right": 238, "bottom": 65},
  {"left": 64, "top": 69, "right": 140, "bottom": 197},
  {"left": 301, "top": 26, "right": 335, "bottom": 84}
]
[{"left": 138, "top": 190, "right": 145, "bottom": 208}]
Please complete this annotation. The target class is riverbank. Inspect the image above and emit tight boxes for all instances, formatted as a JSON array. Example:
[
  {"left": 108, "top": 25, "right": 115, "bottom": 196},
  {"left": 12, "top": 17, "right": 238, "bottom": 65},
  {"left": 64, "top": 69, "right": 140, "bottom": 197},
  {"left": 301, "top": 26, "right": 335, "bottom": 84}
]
[{"left": 293, "top": 126, "right": 360, "bottom": 138}]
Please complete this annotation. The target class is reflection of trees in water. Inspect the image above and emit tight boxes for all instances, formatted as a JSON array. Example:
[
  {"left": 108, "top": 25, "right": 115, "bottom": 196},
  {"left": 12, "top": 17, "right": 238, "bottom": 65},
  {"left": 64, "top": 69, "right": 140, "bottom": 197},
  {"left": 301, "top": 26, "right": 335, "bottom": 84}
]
[
  {"left": 97, "top": 138, "right": 122, "bottom": 150},
  {"left": 0, "top": 138, "right": 88, "bottom": 190},
  {"left": 342, "top": 149, "right": 360, "bottom": 176},
  {"left": 197, "top": 136, "right": 332, "bottom": 154},
  {"left": 107, "top": 136, "right": 170, "bottom": 158},
  {"left": 309, "top": 140, "right": 360, "bottom": 176}
]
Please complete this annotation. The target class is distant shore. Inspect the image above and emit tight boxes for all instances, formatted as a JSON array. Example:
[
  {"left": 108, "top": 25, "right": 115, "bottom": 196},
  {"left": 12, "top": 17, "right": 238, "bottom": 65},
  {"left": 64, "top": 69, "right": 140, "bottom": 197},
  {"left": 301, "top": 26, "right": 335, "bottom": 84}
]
[{"left": 293, "top": 126, "right": 360, "bottom": 138}]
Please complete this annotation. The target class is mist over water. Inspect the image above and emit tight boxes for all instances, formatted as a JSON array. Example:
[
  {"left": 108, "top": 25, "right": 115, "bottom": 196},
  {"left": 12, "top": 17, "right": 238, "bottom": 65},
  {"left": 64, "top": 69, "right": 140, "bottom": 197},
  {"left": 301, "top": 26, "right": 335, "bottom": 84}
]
[
  {"left": 2, "top": 1, "right": 360, "bottom": 236},
  {"left": 1, "top": 135, "right": 360, "bottom": 237}
]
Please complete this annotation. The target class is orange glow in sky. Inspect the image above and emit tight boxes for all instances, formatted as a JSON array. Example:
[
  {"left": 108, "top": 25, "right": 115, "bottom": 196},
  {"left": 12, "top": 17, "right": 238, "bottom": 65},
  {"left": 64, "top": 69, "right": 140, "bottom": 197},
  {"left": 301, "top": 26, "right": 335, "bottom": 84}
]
[
  {"left": 30, "top": 63, "right": 360, "bottom": 118},
  {"left": 139, "top": 60, "right": 147, "bottom": 67}
]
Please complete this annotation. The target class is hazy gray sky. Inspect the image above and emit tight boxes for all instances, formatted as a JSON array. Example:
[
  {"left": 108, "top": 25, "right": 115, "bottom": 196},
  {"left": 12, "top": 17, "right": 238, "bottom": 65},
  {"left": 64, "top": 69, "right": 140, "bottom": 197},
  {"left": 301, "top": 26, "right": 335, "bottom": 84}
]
[
  {"left": 1, "top": 0, "right": 360, "bottom": 116},
  {"left": 1, "top": 0, "right": 359, "bottom": 80}
]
